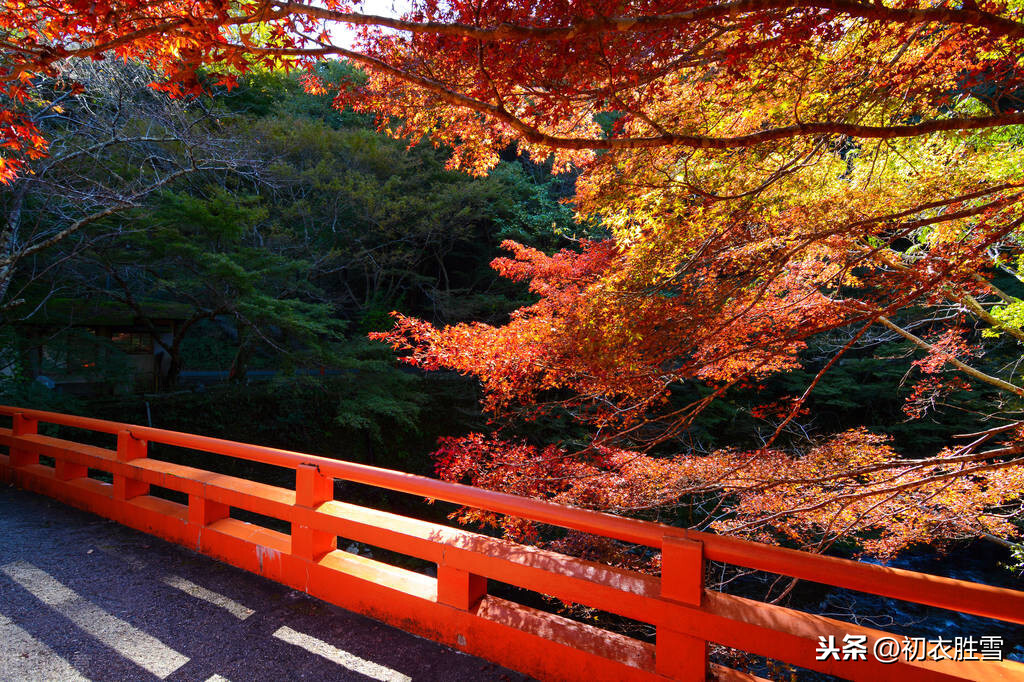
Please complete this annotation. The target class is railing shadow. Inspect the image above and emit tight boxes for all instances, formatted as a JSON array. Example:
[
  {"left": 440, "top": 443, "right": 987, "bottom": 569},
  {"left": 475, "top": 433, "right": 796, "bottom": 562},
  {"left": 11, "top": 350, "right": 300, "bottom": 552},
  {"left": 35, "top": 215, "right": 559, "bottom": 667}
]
[{"left": 0, "top": 485, "right": 530, "bottom": 682}]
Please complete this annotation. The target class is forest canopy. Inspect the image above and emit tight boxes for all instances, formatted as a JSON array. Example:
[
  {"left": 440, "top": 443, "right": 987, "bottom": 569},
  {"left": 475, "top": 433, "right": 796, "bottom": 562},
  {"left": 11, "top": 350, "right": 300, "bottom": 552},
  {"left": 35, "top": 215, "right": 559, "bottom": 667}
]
[{"left": 3, "top": 0, "right": 1024, "bottom": 559}]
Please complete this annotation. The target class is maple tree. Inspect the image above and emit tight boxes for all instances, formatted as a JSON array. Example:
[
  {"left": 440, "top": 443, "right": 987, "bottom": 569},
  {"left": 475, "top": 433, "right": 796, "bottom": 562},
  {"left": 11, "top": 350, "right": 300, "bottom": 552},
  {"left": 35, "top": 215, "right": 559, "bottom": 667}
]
[{"left": 4, "top": 0, "right": 1024, "bottom": 557}]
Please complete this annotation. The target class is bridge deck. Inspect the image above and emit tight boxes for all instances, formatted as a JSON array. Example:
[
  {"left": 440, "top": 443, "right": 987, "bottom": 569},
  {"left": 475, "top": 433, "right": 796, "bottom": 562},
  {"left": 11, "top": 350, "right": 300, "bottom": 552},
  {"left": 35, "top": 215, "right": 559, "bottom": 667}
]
[{"left": 0, "top": 485, "right": 531, "bottom": 682}]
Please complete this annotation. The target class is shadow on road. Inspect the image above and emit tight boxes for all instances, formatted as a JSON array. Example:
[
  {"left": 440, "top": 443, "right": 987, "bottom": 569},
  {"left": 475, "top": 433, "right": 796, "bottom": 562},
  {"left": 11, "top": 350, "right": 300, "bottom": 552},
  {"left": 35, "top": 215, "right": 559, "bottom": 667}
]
[{"left": 0, "top": 485, "right": 529, "bottom": 682}]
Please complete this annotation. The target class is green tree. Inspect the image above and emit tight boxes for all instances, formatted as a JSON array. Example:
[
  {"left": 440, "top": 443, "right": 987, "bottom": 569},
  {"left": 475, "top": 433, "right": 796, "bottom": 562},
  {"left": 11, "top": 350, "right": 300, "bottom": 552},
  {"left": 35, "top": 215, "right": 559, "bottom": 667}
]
[{"left": 74, "top": 186, "right": 343, "bottom": 386}]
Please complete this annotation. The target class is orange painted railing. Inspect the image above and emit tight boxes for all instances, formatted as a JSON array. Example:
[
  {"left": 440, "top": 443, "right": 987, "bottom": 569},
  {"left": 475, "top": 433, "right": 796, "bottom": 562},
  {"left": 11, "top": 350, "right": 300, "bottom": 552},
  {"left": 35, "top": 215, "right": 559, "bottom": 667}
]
[{"left": 1, "top": 405, "right": 1022, "bottom": 681}]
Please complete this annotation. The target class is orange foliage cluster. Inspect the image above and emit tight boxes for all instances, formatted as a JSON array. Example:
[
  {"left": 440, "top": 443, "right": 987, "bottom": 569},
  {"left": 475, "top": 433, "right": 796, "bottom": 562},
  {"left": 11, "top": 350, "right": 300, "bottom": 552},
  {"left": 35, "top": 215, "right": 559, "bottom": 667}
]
[
  {"left": 374, "top": 236, "right": 844, "bottom": 426},
  {"left": 436, "top": 430, "right": 1024, "bottom": 559},
  {"left": 377, "top": 183, "right": 1024, "bottom": 554},
  {"left": 0, "top": 96, "right": 48, "bottom": 181},
  {"left": 708, "top": 429, "right": 1024, "bottom": 557},
  {"left": 903, "top": 328, "right": 979, "bottom": 418}
]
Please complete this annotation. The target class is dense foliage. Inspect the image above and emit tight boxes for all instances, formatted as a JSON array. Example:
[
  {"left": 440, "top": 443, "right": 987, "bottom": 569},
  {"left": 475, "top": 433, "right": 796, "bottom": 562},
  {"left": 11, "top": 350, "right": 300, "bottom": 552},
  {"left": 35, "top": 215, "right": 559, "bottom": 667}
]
[
  {"left": 0, "top": 62, "right": 576, "bottom": 469},
  {"left": 3, "top": 0, "right": 1024, "bottom": 562}
]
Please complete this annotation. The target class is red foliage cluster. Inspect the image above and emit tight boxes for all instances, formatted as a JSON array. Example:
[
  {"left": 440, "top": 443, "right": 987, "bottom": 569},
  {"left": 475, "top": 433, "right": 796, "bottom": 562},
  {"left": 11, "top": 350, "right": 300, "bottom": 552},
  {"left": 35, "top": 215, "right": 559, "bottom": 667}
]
[
  {"left": 435, "top": 429, "right": 1024, "bottom": 559},
  {"left": 903, "top": 327, "right": 980, "bottom": 418}
]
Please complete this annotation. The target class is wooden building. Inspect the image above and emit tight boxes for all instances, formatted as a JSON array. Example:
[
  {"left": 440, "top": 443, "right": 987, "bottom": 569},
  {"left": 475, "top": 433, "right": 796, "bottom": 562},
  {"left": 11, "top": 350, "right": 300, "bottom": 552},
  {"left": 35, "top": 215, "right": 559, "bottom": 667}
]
[{"left": 14, "top": 299, "right": 191, "bottom": 395}]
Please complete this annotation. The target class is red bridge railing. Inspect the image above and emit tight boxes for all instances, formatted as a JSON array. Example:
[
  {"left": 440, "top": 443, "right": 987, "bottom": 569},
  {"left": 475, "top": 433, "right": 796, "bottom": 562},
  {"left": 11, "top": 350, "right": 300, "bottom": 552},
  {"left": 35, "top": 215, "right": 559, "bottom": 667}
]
[{"left": 1, "top": 405, "right": 1022, "bottom": 681}]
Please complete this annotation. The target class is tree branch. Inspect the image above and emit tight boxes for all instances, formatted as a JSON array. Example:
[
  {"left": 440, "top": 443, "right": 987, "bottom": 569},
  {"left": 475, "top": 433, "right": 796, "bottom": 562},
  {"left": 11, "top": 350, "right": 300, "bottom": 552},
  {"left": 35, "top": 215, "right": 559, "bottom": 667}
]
[
  {"left": 276, "top": 0, "right": 1024, "bottom": 41},
  {"left": 235, "top": 43, "right": 1024, "bottom": 151},
  {"left": 877, "top": 315, "right": 1024, "bottom": 396}
]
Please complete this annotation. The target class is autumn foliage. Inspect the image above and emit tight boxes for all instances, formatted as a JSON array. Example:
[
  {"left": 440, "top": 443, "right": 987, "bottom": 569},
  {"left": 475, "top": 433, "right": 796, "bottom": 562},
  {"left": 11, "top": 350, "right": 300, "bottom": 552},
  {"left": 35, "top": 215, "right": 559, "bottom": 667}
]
[{"left": 5, "top": 0, "right": 1024, "bottom": 556}]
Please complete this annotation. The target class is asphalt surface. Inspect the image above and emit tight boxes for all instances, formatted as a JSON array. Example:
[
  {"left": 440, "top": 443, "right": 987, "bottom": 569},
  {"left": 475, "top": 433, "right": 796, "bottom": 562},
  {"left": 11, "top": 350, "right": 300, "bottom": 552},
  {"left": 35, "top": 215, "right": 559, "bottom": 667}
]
[{"left": 0, "top": 484, "right": 532, "bottom": 682}]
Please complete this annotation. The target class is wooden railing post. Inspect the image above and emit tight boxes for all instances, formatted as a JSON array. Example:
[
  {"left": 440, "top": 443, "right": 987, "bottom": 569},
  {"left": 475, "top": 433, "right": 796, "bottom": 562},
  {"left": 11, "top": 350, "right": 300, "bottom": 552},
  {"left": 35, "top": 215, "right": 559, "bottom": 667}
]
[
  {"left": 188, "top": 495, "right": 229, "bottom": 526},
  {"left": 10, "top": 412, "right": 38, "bottom": 467},
  {"left": 657, "top": 535, "right": 707, "bottom": 681},
  {"left": 114, "top": 430, "right": 149, "bottom": 501},
  {"left": 437, "top": 552, "right": 487, "bottom": 611},
  {"left": 292, "top": 463, "right": 336, "bottom": 561},
  {"left": 55, "top": 457, "right": 88, "bottom": 481}
]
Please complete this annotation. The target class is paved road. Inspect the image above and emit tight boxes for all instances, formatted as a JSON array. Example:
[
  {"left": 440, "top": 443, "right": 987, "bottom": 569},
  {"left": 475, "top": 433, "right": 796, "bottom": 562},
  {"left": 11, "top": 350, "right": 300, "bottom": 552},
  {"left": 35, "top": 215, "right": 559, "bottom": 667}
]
[{"left": 0, "top": 484, "right": 531, "bottom": 682}]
